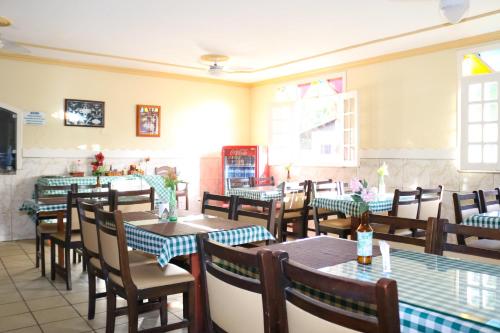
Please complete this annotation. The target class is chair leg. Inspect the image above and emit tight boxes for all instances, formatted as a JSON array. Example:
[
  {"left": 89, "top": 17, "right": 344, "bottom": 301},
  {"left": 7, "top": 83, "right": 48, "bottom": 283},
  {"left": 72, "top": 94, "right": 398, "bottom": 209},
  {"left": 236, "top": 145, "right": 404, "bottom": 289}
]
[
  {"left": 40, "top": 234, "right": 46, "bottom": 277},
  {"left": 72, "top": 250, "right": 77, "bottom": 264},
  {"left": 127, "top": 292, "right": 139, "bottom": 333},
  {"left": 106, "top": 289, "right": 117, "bottom": 333},
  {"left": 65, "top": 248, "right": 72, "bottom": 290},
  {"left": 88, "top": 267, "right": 96, "bottom": 320},
  {"left": 187, "top": 283, "right": 195, "bottom": 333},
  {"left": 35, "top": 231, "right": 40, "bottom": 268},
  {"left": 50, "top": 240, "right": 56, "bottom": 281},
  {"left": 160, "top": 296, "right": 168, "bottom": 326},
  {"left": 185, "top": 194, "right": 189, "bottom": 211}
]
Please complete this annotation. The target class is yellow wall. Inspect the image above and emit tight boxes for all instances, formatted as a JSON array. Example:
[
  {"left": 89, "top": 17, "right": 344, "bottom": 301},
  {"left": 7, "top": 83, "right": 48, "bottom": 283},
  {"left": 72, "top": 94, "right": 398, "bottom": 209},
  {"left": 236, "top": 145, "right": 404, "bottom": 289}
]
[
  {"left": 250, "top": 49, "right": 458, "bottom": 149},
  {"left": 0, "top": 58, "right": 251, "bottom": 154}
]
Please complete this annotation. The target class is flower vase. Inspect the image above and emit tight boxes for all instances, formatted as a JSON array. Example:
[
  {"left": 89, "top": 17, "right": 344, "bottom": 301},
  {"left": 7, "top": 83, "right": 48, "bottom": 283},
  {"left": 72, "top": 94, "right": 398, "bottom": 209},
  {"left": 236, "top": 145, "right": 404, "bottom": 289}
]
[
  {"left": 286, "top": 170, "right": 291, "bottom": 182},
  {"left": 96, "top": 175, "right": 101, "bottom": 188},
  {"left": 167, "top": 188, "right": 177, "bottom": 222},
  {"left": 378, "top": 175, "right": 385, "bottom": 196}
]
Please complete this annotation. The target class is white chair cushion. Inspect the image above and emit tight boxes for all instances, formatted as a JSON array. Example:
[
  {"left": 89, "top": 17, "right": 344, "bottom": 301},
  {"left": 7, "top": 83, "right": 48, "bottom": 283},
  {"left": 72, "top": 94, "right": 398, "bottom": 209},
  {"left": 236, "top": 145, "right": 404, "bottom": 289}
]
[{"left": 89, "top": 250, "right": 157, "bottom": 271}]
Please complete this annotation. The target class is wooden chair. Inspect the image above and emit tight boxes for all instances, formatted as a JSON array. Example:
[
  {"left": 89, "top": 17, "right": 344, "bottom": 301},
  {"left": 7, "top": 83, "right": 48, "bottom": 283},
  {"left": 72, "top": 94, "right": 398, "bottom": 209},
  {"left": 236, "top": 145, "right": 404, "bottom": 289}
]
[
  {"left": 269, "top": 251, "right": 400, "bottom": 333},
  {"left": 74, "top": 182, "right": 110, "bottom": 193},
  {"left": 311, "top": 181, "right": 351, "bottom": 239},
  {"left": 50, "top": 190, "right": 101, "bottom": 290},
  {"left": 201, "top": 191, "right": 237, "bottom": 219},
  {"left": 389, "top": 189, "right": 420, "bottom": 236},
  {"left": 251, "top": 176, "right": 275, "bottom": 187},
  {"left": 155, "top": 166, "right": 189, "bottom": 210},
  {"left": 432, "top": 218, "right": 500, "bottom": 260},
  {"left": 478, "top": 188, "right": 500, "bottom": 212},
  {"left": 94, "top": 208, "right": 195, "bottom": 333},
  {"left": 417, "top": 186, "right": 443, "bottom": 220},
  {"left": 234, "top": 197, "right": 277, "bottom": 241},
  {"left": 452, "top": 192, "right": 482, "bottom": 245},
  {"left": 226, "top": 177, "right": 252, "bottom": 190},
  {"left": 196, "top": 233, "right": 275, "bottom": 333},
  {"left": 277, "top": 181, "right": 310, "bottom": 242},
  {"left": 111, "top": 188, "right": 154, "bottom": 213},
  {"left": 76, "top": 199, "right": 156, "bottom": 320},
  {"left": 34, "top": 183, "right": 75, "bottom": 276},
  {"left": 360, "top": 213, "right": 436, "bottom": 253}
]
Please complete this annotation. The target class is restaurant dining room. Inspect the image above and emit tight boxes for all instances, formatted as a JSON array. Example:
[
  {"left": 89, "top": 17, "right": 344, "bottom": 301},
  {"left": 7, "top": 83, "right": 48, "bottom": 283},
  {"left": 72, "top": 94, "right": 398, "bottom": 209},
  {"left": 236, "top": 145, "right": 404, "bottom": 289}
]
[{"left": 1, "top": 1, "right": 500, "bottom": 332}]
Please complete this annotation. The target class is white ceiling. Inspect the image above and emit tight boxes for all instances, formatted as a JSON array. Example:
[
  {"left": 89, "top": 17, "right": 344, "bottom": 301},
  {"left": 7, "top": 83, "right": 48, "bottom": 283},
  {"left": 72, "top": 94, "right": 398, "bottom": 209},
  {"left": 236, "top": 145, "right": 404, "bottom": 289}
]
[{"left": 0, "top": 0, "right": 499, "bottom": 83}]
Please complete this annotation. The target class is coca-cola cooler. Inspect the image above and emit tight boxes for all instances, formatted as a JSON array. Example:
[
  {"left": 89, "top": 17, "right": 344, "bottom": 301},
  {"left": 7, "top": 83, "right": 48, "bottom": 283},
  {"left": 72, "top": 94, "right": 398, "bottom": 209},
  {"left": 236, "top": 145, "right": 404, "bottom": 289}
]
[{"left": 221, "top": 145, "right": 268, "bottom": 194}]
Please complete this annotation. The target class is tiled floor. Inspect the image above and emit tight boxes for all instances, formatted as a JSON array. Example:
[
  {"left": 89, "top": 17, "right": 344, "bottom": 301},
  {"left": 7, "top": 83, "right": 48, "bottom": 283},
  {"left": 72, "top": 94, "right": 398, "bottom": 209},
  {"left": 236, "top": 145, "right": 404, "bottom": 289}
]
[{"left": 0, "top": 240, "right": 188, "bottom": 333}]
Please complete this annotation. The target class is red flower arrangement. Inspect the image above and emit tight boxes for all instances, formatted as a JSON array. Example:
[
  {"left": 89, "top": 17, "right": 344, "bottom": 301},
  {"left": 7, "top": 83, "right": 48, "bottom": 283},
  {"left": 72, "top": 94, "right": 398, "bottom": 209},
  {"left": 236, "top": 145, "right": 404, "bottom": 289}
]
[{"left": 91, "top": 152, "right": 106, "bottom": 176}]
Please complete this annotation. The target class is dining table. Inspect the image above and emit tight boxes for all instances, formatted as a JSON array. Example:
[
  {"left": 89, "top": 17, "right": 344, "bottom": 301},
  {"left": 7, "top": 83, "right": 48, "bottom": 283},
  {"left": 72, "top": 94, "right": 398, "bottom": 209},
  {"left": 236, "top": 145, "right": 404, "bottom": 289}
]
[
  {"left": 251, "top": 236, "right": 500, "bottom": 333},
  {"left": 225, "top": 186, "right": 283, "bottom": 201},
  {"left": 463, "top": 211, "right": 500, "bottom": 229},
  {"left": 121, "top": 212, "right": 275, "bottom": 333}
]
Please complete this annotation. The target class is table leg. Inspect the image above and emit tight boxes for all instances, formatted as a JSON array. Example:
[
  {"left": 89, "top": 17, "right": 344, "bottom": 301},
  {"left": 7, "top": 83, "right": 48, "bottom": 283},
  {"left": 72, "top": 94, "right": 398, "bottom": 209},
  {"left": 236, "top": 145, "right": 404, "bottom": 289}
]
[
  {"left": 189, "top": 253, "right": 205, "bottom": 333},
  {"left": 57, "top": 212, "right": 65, "bottom": 266}
]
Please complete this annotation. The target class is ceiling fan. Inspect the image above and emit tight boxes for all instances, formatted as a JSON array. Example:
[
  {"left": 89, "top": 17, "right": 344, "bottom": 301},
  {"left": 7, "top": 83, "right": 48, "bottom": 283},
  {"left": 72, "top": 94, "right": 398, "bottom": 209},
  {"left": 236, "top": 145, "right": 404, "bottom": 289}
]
[
  {"left": 390, "top": 0, "right": 469, "bottom": 24},
  {"left": 200, "top": 54, "right": 253, "bottom": 76},
  {"left": 0, "top": 16, "right": 30, "bottom": 54}
]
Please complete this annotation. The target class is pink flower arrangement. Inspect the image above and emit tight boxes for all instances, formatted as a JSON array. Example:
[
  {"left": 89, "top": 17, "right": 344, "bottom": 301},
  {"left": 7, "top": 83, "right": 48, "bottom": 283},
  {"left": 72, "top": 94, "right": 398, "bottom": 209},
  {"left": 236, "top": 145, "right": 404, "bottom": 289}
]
[{"left": 350, "top": 178, "right": 375, "bottom": 205}]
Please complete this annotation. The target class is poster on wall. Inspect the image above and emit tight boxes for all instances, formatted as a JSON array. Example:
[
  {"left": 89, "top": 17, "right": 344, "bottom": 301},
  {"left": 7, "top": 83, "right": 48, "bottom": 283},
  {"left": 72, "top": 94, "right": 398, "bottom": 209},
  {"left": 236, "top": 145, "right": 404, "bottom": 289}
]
[
  {"left": 136, "top": 104, "right": 160, "bottom": 137},
  {"left": 64, "top": 99, "right": 105, "bottom": 127},
  {"left": 24, "top": 111, "right": 46, "bottom": 125}
]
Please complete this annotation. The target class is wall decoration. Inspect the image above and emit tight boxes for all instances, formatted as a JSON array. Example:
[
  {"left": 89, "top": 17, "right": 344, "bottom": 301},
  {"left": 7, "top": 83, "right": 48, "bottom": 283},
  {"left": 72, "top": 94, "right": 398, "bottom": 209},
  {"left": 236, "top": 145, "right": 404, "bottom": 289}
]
[
  {"left": 136, "top": 104, "right": 161, "bottom": 137},
  {"left": 24, "top": 111, "right": 46, "bottom": 125},
  {"left": 64, "top": 99, "right": 105, "bottom": 127}
]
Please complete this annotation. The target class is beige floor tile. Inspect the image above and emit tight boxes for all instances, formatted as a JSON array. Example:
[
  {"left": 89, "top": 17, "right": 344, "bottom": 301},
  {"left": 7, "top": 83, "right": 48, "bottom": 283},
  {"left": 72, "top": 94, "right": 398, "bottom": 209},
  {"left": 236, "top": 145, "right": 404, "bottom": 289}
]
[
  {"left": 0, "top": 301, "right": 29, "bottom": 318},
  {"left": 20, "top": 289, "right": 60, "bottom": 300},
  {"left": 39, "top": 317, "right": 92, "bottom": 333},
  {"left": 85, "top": 312, "right": 127, "bottom": 330},
  {"left": 62, "top": 291, "right": 88, "bottom": 304},
  {"left": 26, "top": 296, "right": 69, "bottom": 311},
  {"left": 73, "top": 298, "right": 127, "bottom": 317},
  {"left": 0, "top": 313, "right": 37, "bottom": 332},
  {"left": 15, "top": 279, "right": 55, "bottom": 290},
  {"left": 5, "top": 326, "right": 42, "bottom": 333},
  {"left": 0, "top": 250, "right": 26, "bottom": 258},
  {"left": 32, "top": 305, "right": 79, "bottom": 324},
  {"left": 0, "top": 291, "right": 23, "bottom": 305}
]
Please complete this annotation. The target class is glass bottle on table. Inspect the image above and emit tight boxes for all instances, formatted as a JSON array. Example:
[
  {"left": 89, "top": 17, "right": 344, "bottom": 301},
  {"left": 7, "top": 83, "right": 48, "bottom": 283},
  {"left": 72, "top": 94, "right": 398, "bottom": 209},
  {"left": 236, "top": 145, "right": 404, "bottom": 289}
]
[{"left": 357, "top": 211, "right": 373, "bottom": 265}]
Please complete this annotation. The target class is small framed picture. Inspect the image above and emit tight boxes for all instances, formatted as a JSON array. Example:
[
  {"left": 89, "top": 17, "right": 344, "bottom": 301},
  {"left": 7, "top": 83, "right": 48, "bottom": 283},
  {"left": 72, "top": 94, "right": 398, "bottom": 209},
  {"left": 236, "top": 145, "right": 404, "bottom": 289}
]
[
  {"left": 136, "top": 105, "right": 161, "bottom": 137},
  {"left": 64, "top": 99, "right": 105, "bottom": 127}
]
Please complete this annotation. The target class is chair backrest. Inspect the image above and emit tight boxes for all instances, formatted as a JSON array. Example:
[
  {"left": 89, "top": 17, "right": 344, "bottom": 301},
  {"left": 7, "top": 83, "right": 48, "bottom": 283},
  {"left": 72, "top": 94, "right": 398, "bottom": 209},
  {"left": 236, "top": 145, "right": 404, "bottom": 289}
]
[
  {"left": 94, "top": 208, "right": 134, "bottom": 291},
  {"left": 452, "top": 192, "right": 482, "bottom": 245},
  {"left": 111, "top": 188, "right": 155, "bottom": 213},
  {"left": 417, "top": 186, "right": 443, "bottom": 220},
  {"left": 196, "top": 234, "right": 275, "bottom": 333},
  {"left": 478, "top": 189, "right": 500, "bottom": 212},
  {"left": 201, "top": 192, "right": 237, "bottom": 219},
  {"left": 34, "top": 183, "right": 75, "bottom": 200},
  {"left": 226, "top": 177, "right": 252, "bottom": 190},
  {"left": 432, "top": 218, "right": 500, "bottom": 260},
  {"left": 365, "top": 213, "right": 436, "bottom": 253},
  {"left": 155, "top": 165, "right": 176, "bottom": 177},
  {"left": 277, "top": 182, "right": 309, "bottom": 240},
  {"left": 234, "top": 197, "right": 276, "bottom": 238},
  {"left": 76, "top": 198, "right": 107, "bottom": 260},
  {"left": 270, "top": 251, "right": 400, "bottom": 333},
  {"left": 74, "top": 183, "right": 110, "bottom": 193},
  {"left": 312, "top": 179, "right": 343, "bottom": 197},
  {"left": 251, "top": 176, "right": 275, "bottom": 187},
  {"left": 390, "top": 189, "right": 420, "bottom": 219}
]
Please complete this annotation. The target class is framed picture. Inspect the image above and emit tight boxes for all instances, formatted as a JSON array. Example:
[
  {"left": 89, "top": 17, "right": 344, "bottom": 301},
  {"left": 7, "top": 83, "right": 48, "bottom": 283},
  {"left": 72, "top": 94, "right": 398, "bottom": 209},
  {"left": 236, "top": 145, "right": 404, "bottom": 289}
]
[
  {"left": 64, "top": 99, "right": 105, "bottom": 127},
  {"left": 136, "top": 104, "right": 161, "bottom": 137}
]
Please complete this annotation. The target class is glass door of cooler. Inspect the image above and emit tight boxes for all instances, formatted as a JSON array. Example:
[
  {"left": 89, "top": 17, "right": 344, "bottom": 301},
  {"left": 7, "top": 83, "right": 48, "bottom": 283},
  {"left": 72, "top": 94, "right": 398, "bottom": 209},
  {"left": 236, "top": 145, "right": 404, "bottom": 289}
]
[{"left": 224, "top": 155, "right": 256, "bottom": 179}]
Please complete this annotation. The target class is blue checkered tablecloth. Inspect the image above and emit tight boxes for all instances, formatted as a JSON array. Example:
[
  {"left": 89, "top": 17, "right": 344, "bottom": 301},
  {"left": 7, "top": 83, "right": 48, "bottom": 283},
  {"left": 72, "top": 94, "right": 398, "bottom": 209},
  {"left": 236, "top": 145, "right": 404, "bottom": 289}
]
[
  {"left": 124, "top": 222, "right": 274, "bottom": 266},
  {"left": 226, "top": 187, "right": 283, "bottom": 201},
  {"left": 463, "top": 211, "right": 500, "bottom": 229},
  {"left": 310, "top": 194, "right": 394, "bottom": 217}
]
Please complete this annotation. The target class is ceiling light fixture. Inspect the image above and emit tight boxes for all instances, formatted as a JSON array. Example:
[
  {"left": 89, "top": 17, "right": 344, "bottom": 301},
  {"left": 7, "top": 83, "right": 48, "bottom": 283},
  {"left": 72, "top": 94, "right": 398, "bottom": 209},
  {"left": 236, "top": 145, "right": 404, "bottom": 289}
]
[
  {"left": 0, "top": 16, "right": 12, "bottom": 27},
  {"left": 201, "top": 54, "right": 229, "bottom": 76},
  {"left": 439, "top": 0, "right": 470, "bottom": 24}
]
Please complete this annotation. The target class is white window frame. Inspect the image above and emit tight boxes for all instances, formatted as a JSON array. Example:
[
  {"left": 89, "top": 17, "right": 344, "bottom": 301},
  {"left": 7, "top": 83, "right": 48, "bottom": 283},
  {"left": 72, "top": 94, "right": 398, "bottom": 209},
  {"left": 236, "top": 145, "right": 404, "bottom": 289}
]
[{"left": 458, "top": 43, "right": 500, "bottom": 172}]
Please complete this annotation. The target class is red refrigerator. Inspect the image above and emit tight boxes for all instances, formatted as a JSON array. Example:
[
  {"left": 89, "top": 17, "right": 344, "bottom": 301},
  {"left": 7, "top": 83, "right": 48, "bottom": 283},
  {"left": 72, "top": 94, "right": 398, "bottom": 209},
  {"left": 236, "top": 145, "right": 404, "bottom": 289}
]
[{"left": 221, "top": 145, "right": 268, "bottom": 194}]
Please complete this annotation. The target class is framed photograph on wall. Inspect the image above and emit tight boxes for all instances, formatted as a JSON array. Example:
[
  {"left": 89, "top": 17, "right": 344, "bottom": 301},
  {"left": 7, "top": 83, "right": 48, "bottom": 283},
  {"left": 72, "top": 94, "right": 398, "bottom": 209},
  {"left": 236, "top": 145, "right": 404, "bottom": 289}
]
[
  {"left": 64, "top": 99, "right": 105, "bottom": 127},
  {"left": 136, "top": 104, "right": 161, "bottom": 137}
]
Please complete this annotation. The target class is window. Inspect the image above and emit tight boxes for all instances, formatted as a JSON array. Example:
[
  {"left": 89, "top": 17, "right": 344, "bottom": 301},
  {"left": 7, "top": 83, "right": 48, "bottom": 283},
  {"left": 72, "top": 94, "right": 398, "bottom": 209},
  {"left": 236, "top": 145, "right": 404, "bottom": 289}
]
[
  {"left": 460, "top": 48, "right": 500, "bottom": 171},
  {"left": 269, "top": 75, "right": 358, "bottom": 167},
  {"left": 0, "top": 107, "right": 17, "bottom": 173}
]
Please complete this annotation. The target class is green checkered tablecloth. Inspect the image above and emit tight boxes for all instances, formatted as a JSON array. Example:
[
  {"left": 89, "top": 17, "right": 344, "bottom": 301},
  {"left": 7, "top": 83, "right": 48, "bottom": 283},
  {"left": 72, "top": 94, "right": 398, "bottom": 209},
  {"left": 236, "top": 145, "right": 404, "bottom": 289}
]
[
  {"left": 124, "top": 222, "right": 274, "bottom": 266},
  {"left": 226, "top": 187, "right": 283, "bottom": 201},
  {"left": 37, "top": 175, "right": 172, "bottom": 203},
  {"left": 310, "top": 194, "right": 394, "bottom": 218},
  {"left": 464, "top": 211, "right": 500, "bottom": 229},
  {"left": 216, "top": 251, "right": 500, "bottom": 333}
]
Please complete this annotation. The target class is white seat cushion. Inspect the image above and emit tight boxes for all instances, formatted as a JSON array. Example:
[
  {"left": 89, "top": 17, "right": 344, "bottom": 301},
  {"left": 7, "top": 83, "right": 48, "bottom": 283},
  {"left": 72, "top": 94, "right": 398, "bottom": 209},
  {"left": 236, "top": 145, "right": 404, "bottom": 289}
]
[
  {"left": 89, "top": 250, "right": 157, "bottom": 270},
  {"left": 467, "top": 239, "right": 500, "bottom": 250}
]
